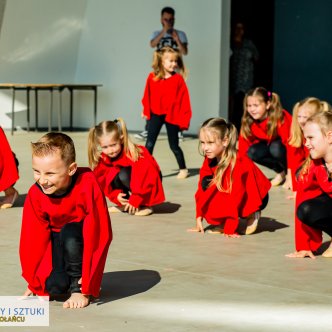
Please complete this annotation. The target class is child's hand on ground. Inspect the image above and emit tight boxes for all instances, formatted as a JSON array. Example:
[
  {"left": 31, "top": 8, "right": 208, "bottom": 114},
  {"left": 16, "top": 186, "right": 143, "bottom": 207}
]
[
  {"left": 117, "top": 193, "right": 129, "bottom": 205},
  {"left": 285, "top": 250, "right": 315, "bottom": 259},
  {"left": 124, "top": 203, "right": 139, "bottom": 215},
  {"left": 19, "top": 287, "right": 34, "bottom": 299},
  {"left": 187, "top": 217, "right": 204, "bottom": 234}
]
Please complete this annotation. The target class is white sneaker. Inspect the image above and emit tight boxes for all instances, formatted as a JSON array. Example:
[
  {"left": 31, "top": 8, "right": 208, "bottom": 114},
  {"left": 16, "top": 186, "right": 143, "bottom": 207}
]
[{"left": 134, "top": 130, "right": 148, "bottom": 140}]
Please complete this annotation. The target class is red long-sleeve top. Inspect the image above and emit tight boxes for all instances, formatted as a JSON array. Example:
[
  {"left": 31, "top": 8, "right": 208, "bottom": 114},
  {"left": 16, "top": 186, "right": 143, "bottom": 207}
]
[
  {"left": 287, "top": 140, "right": 308, "bottom": 191},
  {"left": 295, "top": 159, "right": 332, "bottom": 251},
  {"left": 142, "top": 72, "right": 192, "bottom": 130},
  {"left": 195, "top": 155, "right": 271, "bottom": 235},
  {"left": 238, "top": 110, "right": 292, "bottom": 163},
  {"left": 19, "top": 168, "right": 112, "bottom": 297},
  {"left": 93, "top": 146, "right": 165, "bottom": 208},
  {"left": 0, "top": 127, "right": 19, "bottom": 191}
]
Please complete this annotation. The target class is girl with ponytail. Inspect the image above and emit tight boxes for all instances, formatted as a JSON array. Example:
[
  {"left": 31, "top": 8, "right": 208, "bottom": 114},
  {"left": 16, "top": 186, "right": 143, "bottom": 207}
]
[
  {"left": 287, "top": 111, "right": 332, "bottom": 259},
  {"left": 188, "top": 118, "right": 271, "bottom": 237},
  {"left": 88, "top": 118, "right": 165, "bottom": 216},
  {"left": 238, "top": 87, "right": 292, "bottom": 186}
]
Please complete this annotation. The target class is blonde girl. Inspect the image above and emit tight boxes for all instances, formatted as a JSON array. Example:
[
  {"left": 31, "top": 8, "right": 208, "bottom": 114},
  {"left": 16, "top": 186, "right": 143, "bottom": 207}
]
[
  {"left": 239, "top": 87, "right": 292, "bottom": 186},
  {"left": 88, "top": 118, "right": 165, "bottom": 216},
  {"left": 285, "top": 97, "right": 331, "bottom": 192},
  {"left": 142, "top": 46, "right": 192, "bottom": 179},
  {"left": 287, "top": 111, "right": 332, "bottom": 259},
  {"left": 188, "top": 118, "right": 271, "bottom": 237}
]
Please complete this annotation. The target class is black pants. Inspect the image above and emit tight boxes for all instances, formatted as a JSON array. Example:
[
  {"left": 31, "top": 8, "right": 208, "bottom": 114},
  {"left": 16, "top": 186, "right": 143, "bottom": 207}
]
[
  {"left": 297, "top": 193, "right": 332, "bottom": 237},
  {"left": 111, "top": 167, "right": 132, "bottom": 199},
  {"left": 45, "top": 222, "right": 83, "bottom": 295},
  {"left": 201, "top": 175, "right": 269, "bottom": 212},
  {"left": 247, "top": 140, "right": 286, "bottom": 173},
  {"left": 145, "top": 113, "right": 186, "bottom": 170}
]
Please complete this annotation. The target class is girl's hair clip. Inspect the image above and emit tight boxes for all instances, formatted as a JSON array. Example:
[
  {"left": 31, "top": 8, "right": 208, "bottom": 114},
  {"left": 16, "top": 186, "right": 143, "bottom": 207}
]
[{"left": 267, "top": 91, "right": 272, "bottom": 97}]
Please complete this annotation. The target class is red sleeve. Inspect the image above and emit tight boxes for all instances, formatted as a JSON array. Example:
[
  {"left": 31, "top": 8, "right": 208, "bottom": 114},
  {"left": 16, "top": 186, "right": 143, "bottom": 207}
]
[
  {"left": 294, "top": 163, "right": 323, "bottom": 251},
  {"left": 80, "top": 174, "right": 112, "bottom": 297},
  {"left": 195, "top": 158, "right": 213, "bottom": 218},
  {"left": 311, "top": 162, "right": 332, "bottom": 198},
  {"left": 295, "top": 215, "right": 322, "bottom": 251},
  {"left": 238, "top": 134, "right": 251, "bottom": 158},
  {"left": 128, "top": 147, "right": 165, "bottom": 208},
  {"left": 142, "top": 73, "right": 153, "bottom": 120},
  {"left": 277, "top": 110, "right": 292, "bottom": 147},
  {"left": 287, "top": 144, "right": 307, "bottom": 191},
  {"left": 175, "top": 76, "right": 192, "bottom": 130},
  {"left": 93, "top": 157, "right": 123, "bottom": 206},
  {"left": 277, "top": 110, "right": 293, "bottom": 170},
  {"left": 20, "top": 187, "right": 52, "bottom": 296},
  {"left": 0, "top": 127, "right": 19, "bottom": 191}
]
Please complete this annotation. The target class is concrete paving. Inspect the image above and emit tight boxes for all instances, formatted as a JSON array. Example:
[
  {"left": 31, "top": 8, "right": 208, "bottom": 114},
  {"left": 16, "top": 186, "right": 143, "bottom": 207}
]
[{"left": 1, "top": 129, "right": 332, "bottom": 332}]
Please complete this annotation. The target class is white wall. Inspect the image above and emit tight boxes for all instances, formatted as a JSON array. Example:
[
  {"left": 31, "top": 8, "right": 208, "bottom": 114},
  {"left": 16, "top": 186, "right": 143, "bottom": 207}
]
[
  {"left": 0, "top": 0, "right": 87, "bottom": 128},
  {"left": 0, "top": 0, "right": 230, "bottom": 134}
]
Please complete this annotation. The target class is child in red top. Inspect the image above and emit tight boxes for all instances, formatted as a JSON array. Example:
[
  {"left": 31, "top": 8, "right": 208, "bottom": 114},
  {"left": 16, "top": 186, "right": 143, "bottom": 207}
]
[
  {"left": 0, "top": 127, "right": 19, "bottom": 208},
  {"left": 142, "top": 46, "right": 192, "bottom": 179},
  {"left": 20, "top": 132, "right": 112, "bottom": 308},
  {"left": 188, "top": 118, "right": 271, "bottom": 237},
  {"left": 238, "top": 87, "right": 292, "bottom": 186},
  {"left": 88, "top": 118, "right": 165, "bottom": 216},
  {"left": 285, "top": 97, "right": 331, "bottom": 195},
  {"left": 286, "top": 111, "right": 332, "bottom": 259}
]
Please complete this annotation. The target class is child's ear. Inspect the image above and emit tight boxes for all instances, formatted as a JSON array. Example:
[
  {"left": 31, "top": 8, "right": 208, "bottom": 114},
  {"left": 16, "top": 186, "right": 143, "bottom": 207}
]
[
  {"left": 222, "top": 137, "right": 229, "bottom": 147},
  {"left": 327, "top": 130, "right": 332, "bottom": 144},
  {"left": 68, "top": 162, "right": 78, "bottom": 176}
]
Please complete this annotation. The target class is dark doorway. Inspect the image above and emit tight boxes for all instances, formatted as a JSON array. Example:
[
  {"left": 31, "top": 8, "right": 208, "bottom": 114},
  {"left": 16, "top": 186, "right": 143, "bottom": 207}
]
[
  {"left": 229, "top": 0, "right": 275, "bottom": 128},
  {"left": 231, "top": 0, "right": 274, "bottom": 88}
]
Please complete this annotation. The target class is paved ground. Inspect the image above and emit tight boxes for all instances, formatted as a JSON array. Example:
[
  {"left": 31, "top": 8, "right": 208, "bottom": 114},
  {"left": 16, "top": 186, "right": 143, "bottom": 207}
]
[{"left": 1, "top": 130, "right": 332, "bottom": 332}]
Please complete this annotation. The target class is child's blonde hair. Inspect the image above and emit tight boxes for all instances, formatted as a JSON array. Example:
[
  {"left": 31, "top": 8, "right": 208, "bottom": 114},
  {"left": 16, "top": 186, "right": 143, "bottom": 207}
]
[
  {"left": 31, "top": 132, "right": 76, "bottom": 166},
  {"left": 299, "top": 110, "right": 332, "bottom": 179},
  {"left": 289, "top": 97, "right": 331, "bottom": 147},
  {"left": 199, "top": 118, "right": 238, "bottom": 192},
  {"left": 152, "top": 46, "right": 187, "bottom": 80},
  {"left": 241, "top": 87, "right": 284, "bottom": 140},
  {"left": 88, "top": 118, "right": 141, "bottom": 169}
]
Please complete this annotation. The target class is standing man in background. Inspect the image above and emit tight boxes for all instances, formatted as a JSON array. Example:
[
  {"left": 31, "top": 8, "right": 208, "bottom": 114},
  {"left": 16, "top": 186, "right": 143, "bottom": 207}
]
[{"left": 135, "top": 6, "right": 189, "bottom": 141}]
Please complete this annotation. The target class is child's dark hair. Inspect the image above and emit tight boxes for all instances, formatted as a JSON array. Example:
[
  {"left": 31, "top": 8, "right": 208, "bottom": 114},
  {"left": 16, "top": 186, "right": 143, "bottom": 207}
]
[
  {"left": 161, "top": 7, "right": 175, "bottom": 15},
  {"left": 88, "top": 118, "right": 141, "bottom": 169},
  {"left": 152, "top": 46, "right": 187, "bottom": 80},
  {"left": 199, "top": 117, "right": 238, "bottom": 192},
  {"left": 31, "top": 132, "right": 76, "bottom": 166},
  {"left": 241, "top": 87, "right": 284, "bottom": 140}
]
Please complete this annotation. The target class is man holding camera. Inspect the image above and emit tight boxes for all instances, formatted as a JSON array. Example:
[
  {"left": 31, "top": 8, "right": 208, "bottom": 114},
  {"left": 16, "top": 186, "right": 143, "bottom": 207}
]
[{"left": 150, "top": 6, "right": 188, "bottom": 55}]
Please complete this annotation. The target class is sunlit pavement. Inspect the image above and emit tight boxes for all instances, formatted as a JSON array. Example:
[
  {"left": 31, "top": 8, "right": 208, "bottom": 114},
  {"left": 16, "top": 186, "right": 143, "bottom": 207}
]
[{"left": 1, "top": 130, "right": 332, "bottom": 332}]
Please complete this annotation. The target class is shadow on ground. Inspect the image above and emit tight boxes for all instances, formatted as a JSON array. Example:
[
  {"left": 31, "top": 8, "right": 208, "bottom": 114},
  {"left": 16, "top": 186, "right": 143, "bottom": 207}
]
[
  {"left": 238, "top": 217, "right": 289, "bottom": 235},
  {"left": 153, "top": 201, "right": 181, "bottom": 214},
  {"left": 162, "top": 168, "right": 200, "bottom": 178},
  {"left": 95, "top": 269, "right": 161, "bottom": 305}
]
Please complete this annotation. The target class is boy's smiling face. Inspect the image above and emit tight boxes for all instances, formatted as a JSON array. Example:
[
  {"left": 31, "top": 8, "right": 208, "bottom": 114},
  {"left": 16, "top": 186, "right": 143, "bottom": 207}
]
[{"left": 32, "top": 149, "right": 77, "bottom": 196}]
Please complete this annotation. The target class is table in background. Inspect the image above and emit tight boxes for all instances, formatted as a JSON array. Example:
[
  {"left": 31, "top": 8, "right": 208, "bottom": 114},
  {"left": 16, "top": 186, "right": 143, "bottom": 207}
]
[{"left": 0, "top": 83, "right": 102, "bottom": 134}]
